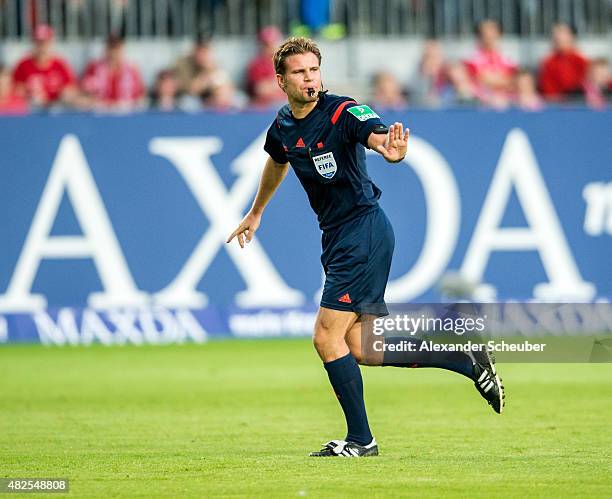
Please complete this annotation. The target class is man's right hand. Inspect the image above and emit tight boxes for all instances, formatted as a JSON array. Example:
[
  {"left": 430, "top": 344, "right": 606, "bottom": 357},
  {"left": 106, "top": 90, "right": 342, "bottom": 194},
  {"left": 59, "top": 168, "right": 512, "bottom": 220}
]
[{"left": 226, "top": 211, "right": 262, "bottom": 248}]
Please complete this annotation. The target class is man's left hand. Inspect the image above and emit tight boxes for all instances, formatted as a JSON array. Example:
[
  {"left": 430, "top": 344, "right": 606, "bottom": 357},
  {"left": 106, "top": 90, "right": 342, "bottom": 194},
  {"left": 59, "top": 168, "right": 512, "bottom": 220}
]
[{"left": 375, "top": 123, "right": 410, "bottom": 163}]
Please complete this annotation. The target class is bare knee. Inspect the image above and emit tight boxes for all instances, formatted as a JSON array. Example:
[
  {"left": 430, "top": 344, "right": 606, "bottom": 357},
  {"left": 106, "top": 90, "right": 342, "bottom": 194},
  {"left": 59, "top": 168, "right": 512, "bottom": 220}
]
[
  {"left": 312, "top": 329, "right": 328, "bottom": 355},
  {"left": 313, "top": 315, "right": 350, "bottom": 363}
]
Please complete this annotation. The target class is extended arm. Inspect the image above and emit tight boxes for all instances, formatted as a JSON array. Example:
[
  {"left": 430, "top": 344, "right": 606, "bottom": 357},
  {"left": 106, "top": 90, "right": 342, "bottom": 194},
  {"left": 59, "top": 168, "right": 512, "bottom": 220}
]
[
  {"left": 226, "top": 155, "right": 289, "bottom": 248},
  {"left": 367, "top": 122, "right": 410, "bottom": 163}
]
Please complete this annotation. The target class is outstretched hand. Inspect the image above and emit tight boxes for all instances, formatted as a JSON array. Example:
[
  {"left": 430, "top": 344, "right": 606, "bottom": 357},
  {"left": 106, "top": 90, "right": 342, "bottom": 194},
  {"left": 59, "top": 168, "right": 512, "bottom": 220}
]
[
  {"left": 376, "top": 122, "right": 410, "bottom": 163},
  {"left": 226, "top": 212, "right": 262, "bottom": 248}
]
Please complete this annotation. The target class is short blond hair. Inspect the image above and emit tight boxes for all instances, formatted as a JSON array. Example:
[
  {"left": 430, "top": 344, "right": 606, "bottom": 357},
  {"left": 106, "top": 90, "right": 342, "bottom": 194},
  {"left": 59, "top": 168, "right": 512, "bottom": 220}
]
[{"left": 273, "top": 37, "right": 322, "bottom": 75}]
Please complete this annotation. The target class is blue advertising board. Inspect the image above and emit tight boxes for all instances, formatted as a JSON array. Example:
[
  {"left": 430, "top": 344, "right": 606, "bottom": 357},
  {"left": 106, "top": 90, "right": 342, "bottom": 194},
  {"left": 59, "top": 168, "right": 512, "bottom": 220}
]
[{"left": 0, "top": 109, "right": 610, "bottom": 344}]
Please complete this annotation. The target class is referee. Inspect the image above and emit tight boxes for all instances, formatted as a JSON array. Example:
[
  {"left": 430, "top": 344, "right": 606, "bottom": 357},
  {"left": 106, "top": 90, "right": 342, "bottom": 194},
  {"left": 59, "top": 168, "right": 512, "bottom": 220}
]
[{"left": 228, "top": 37, "right": 504, "bottom": 457}]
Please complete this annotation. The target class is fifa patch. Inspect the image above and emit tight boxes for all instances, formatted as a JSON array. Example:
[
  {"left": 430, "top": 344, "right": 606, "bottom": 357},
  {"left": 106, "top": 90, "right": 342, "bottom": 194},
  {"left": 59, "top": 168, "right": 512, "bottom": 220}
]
[
  {"left": 347, "top": 104, "right": 379, "bottom": 121},
  {"left": 312, "top": 151, "right": 337, "bottom": 179}
]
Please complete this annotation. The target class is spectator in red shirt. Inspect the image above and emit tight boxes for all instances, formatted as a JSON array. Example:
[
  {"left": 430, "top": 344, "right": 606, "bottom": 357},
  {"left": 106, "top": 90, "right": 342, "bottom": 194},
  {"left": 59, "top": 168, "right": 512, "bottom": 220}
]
[
  {"left": 0, "top": 65, "right": 28, "bottom": 115},
  {"left": 538, "top": 23, "right": 589, "bottom": 101},
  {"left": 12, "top": 24, "right": 78, "bottom": 108},
  {"left": 81, "top": 34, "right": 145, "bottom": 111},
  {"left": 246, "top": 26, "right": 286, "bottom": 108},
  {"left": 465, "top": 19, "right": 517, "bottom": 107}
]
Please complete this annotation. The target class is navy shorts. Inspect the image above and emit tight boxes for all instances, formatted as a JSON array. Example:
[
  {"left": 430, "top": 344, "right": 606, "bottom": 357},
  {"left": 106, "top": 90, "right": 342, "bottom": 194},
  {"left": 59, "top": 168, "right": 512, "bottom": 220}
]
[{"left": 320, "top": 206, "right": 395, "bottom": 317}]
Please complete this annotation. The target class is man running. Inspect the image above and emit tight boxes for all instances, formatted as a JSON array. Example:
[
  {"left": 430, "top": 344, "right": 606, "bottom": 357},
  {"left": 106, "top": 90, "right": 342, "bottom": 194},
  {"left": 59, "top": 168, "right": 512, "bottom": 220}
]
[{"left": 228, "top": 37, "right": 504, "bottom": 458}]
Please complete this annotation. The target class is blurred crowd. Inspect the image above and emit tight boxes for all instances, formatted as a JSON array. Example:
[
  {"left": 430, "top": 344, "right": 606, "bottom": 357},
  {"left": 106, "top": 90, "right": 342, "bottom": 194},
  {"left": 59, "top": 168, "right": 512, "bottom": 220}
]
[
  {"left": 375, "top": 20, "right": 611, "bottom": 112},
  {"left": 0, "top": 23, "right": 255, "bottom": 115},
  {"left": 0, "top": 20, "right": 610, "bottom": 116}
]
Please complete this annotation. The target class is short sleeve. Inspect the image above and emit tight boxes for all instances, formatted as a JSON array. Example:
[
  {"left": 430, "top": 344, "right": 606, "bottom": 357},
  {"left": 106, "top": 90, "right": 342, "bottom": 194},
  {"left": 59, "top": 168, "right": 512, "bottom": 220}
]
[
  {"left": 340, "top": 102, "right": 385, "bottom": 148},
  {"left": 263, "top": 120, "right": 288, "bottom": 164}
]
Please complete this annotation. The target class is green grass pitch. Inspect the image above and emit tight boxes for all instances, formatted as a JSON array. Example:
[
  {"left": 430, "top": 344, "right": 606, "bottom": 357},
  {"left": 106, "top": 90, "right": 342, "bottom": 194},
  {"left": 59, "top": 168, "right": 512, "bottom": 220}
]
[{"left": 1, "top": 339, "right": 611, "bottom": 498}]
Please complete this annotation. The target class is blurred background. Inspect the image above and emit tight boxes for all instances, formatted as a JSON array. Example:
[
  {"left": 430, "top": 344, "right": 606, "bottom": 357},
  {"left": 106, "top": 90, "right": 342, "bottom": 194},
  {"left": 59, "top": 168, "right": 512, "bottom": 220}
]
[
  {"left": 0, "top": 0, "right": 610, "bottom": 111},
  {"left": 0, "top": 0, "right": 610, "bottom": 344}
]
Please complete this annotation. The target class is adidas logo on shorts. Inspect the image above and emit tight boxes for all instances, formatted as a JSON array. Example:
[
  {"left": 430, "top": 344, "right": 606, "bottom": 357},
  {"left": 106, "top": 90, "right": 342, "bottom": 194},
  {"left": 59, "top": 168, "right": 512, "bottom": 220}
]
[{"left": 338, "top": 293, "right": 352, "bottom": 303}]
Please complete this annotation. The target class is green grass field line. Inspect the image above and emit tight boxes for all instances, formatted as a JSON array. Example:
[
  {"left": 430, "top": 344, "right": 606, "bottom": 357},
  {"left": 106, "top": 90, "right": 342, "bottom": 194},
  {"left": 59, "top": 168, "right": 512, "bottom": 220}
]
[{"left": 1, "top": 339, "right": 611, "bottom": 498}]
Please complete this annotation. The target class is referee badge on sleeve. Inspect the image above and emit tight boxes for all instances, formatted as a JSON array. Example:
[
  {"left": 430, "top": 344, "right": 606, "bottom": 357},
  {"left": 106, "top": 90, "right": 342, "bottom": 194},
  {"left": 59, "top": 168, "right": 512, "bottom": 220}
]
[{"left": 312, "top": 151, "right": 338, "bottom": 179}]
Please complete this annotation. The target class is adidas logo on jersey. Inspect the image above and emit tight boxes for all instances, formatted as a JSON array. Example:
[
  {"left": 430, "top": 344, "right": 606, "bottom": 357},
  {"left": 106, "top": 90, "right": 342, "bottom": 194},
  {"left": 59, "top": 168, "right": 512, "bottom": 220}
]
[{"left": 295, "top": 137, "right": 306, "bottom": 148}]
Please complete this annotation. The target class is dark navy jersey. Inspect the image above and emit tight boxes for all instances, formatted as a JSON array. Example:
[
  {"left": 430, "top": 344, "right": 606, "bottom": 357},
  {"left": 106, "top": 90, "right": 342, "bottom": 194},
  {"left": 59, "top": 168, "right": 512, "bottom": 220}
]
[{"left": 264, "top": 93, "right": 386, "bottom": 231}]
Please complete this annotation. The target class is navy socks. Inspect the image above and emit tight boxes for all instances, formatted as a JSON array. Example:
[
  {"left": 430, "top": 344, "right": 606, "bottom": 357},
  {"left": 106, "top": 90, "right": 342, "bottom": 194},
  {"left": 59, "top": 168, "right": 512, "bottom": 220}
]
[
  {"left": 322, "top": 343, "right": 472, "bottom": 446},
  {"left": 382, "top": 337, "right": 475, "bottom": 379},
  {"left": 323, "top": 352, "right": 373, "bottom": 446}
]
